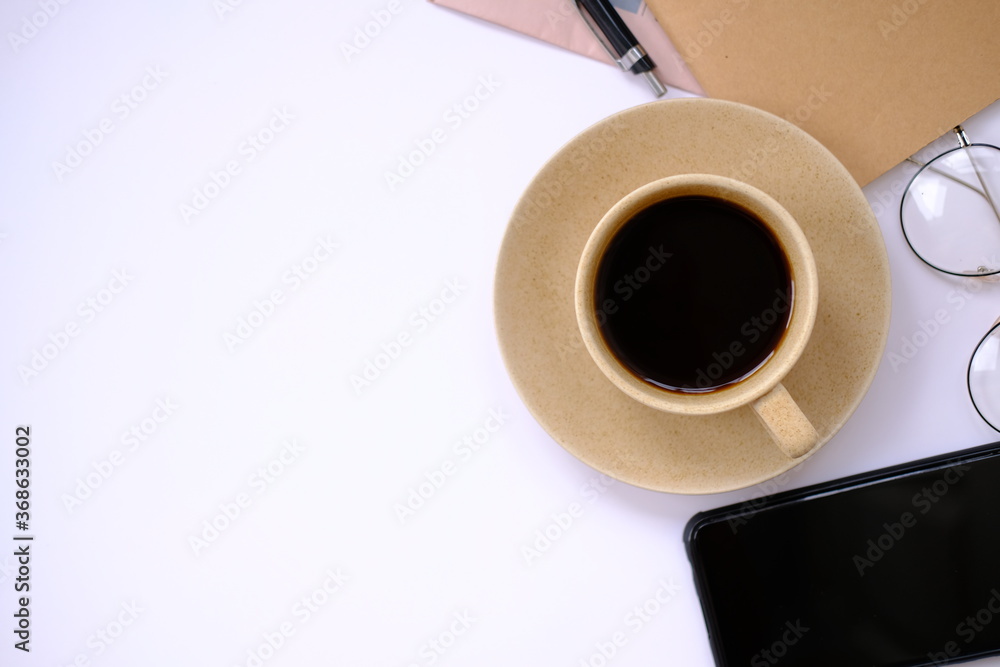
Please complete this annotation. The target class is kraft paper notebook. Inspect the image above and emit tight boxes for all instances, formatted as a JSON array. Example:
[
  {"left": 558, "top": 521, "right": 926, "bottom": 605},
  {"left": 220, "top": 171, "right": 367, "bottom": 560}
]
[
  {"left": 432, "top": 0, "right": 1000, "bottom": 186},
  {"left": 645, "top": 0, "right": 1000, "bottom": 185}
]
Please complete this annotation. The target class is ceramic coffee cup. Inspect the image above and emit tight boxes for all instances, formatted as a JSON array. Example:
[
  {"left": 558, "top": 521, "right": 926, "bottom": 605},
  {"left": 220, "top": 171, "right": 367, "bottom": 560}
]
[{"left": 575, "top": 174, "right": 819, "bottom": 459}]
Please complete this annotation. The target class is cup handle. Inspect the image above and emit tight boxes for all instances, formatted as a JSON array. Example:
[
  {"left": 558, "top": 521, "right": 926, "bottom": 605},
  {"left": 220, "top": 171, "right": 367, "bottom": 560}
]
[{"left": 751, "top": 383, "right": 818, "bottom": 459}]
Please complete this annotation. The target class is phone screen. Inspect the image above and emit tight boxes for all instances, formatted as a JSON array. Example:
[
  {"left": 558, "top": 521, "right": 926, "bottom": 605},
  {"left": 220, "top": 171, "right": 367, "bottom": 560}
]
[{"left": 685, "top": 443, "right": 1000, "bottom": 666}]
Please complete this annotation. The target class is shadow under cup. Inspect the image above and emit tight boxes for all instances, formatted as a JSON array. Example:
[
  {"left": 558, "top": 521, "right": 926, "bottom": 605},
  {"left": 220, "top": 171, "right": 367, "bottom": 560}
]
[{"left": 575, "top": 174, "right": 819, "bottom": 459}]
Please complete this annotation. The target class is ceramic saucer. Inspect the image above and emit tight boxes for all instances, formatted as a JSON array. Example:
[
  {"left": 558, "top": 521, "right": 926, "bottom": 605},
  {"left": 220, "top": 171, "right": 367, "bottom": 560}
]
[{"left": 494, "top": 98, "right": 891, "bottom": 494}]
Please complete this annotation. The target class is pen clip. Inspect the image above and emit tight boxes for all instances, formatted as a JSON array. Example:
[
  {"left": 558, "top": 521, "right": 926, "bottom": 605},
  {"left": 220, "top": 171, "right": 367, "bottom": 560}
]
[{"left": 574, "top": 0, "right": 630, "bottom": 71}]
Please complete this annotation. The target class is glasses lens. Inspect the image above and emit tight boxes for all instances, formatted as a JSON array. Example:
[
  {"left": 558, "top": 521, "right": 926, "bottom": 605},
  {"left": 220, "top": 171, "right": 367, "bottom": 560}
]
[
  {"left": 901, "top": 144, "right": 1000, "bottom": 276},
  {"left": 969, "top": 322, "right": 1000, "bottom": 432}
]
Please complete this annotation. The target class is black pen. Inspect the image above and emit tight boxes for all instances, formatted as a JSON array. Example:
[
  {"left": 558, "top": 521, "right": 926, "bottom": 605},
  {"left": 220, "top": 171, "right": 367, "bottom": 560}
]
[{"left": 575, "top": 0, "right": 667, "bottom": 97}]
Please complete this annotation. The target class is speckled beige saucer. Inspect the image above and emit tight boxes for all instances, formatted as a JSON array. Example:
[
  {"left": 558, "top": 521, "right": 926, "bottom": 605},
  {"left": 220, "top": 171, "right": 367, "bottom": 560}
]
[{"left": 494, "top": 98, "right": 891, "bottom": 494}]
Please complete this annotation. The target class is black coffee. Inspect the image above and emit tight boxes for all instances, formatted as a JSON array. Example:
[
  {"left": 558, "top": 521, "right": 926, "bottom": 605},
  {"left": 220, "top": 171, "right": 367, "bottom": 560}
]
[{"left": 593, "top": 196, "right": 792, "bottom": 393}]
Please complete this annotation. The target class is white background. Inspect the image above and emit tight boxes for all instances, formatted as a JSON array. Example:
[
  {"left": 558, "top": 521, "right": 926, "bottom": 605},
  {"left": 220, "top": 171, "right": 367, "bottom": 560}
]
[{"left": 2, "top": 1, "right": 1000, "bottom": 665}]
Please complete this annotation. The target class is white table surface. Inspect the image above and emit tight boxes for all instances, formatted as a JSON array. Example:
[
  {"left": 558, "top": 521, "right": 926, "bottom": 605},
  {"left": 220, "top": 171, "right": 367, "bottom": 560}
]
[{"left": 3, "top": 1, "right": 1000, "bottom": 665}]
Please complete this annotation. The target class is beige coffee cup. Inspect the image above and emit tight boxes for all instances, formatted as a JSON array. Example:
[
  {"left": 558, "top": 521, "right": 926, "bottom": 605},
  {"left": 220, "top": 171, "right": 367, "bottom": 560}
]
[{"left": 575, "top": 174, "right": 820, "bottom": 459}]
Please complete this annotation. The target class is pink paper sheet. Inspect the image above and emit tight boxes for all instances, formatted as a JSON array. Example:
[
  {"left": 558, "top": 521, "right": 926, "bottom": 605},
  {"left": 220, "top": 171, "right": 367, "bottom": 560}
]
[{"left": 428, "top": 0, "right": 704, "bottom": 95}]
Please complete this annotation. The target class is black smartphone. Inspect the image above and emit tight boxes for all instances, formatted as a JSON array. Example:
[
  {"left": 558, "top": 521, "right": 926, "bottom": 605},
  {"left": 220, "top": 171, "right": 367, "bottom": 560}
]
[{"left": 685, "top": 442, "right": 1000, "bottom": 667}]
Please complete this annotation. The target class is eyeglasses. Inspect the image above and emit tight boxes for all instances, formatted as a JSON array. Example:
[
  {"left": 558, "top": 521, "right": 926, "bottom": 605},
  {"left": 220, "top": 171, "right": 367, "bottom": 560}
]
[{"left": 900, "top": 126, "right": 1000, "bottom": 431}]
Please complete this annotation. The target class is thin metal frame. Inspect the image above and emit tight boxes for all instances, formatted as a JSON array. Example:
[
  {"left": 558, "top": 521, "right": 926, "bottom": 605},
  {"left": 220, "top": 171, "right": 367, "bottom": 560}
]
[
  {"left": 968, "top": 317, "right": 1000, "bottom": 433},
  {"left": 901, "top": 126, "right": 1000, "bottom": 433},
  {"left": 900, "top": 125, "right": 1000, "bottom": 276}
]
